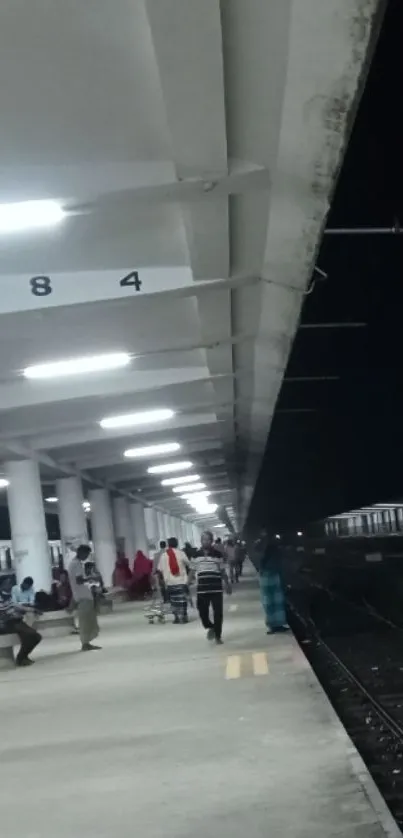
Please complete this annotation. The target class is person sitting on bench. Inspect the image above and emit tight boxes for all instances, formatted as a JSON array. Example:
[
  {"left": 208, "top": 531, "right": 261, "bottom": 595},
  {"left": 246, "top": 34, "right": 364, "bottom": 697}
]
[{"left": 0, "top": 590, "right": 42, "bottom": 667}]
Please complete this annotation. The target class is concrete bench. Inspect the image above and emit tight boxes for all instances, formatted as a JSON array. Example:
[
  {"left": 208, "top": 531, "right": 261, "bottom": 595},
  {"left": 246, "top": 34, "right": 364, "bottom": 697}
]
[
  {"left": 37, "top": 610, "right": 75, "bottom": 638},
  {"left": 109, "top": 588, "right": 129, "bottom": 605},
  {"left": 0, "top": 634, "right": 19, "bottom": 669},
  {"left": 0, "top": 612, "right": 75, "bottom": 670}
]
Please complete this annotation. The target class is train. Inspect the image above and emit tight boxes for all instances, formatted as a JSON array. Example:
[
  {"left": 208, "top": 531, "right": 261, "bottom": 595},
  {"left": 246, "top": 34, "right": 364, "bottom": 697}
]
[{"left": 0, "top": 540, "right": 63, "bottom": 576}]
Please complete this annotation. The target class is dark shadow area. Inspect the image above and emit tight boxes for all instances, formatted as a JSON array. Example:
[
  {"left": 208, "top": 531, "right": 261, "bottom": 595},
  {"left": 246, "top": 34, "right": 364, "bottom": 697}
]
[{"left": 248, "top": 0, "right": 403, "bottom": 535}]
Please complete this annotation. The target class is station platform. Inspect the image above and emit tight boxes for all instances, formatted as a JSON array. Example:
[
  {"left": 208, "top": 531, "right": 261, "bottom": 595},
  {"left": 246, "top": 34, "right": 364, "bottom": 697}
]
[{"left": 0, "top": 567, "right": 399, "bottom": 838}]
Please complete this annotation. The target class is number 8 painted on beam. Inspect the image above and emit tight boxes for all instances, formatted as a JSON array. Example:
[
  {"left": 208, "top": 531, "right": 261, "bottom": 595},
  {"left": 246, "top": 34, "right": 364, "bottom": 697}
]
[{"left": 30, "top": 276, "right": 52, "bottom": 296}]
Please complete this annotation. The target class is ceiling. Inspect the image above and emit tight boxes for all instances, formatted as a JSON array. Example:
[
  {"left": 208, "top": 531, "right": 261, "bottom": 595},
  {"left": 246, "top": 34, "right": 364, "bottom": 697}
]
[{"left": 0, "top": 0, "right": 385, "bottom": 531}]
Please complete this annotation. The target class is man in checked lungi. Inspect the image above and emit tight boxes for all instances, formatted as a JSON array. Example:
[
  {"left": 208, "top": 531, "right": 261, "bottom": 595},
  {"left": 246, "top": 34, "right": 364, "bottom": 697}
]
[
  {"left": 157, "top": 537, "right": 190, "bottom": 624},
  {"left": 256, "top": 530, "right": 289, "bottom": 634}
]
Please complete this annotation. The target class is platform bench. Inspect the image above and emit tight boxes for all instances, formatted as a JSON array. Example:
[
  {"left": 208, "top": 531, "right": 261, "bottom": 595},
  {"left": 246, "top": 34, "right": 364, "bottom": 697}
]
[
  {"left": 0, "top": 634, "right": 19, "bottom": 670},
  {"left": 38, "top": 610, "right": 75, "bottom": 637},
  {"left": 0, "top": 611, "right": 75, "bottom": 669}
]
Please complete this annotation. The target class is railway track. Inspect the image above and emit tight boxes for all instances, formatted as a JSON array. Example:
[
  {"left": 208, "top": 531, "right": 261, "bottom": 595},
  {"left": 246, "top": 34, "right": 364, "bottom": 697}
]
[{"left": 288, "top": 586, "right": 403, "bottom": 830}]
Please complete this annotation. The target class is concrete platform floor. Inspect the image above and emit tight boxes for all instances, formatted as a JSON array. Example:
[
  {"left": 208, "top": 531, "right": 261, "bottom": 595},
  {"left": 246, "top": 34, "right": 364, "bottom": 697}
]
[{"left": 0, "top": 567, "right": 399, "bottom": 838}]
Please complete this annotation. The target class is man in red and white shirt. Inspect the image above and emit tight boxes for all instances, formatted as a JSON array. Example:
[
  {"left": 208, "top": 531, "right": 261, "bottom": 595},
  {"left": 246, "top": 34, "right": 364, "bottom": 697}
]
[{"left": 158, "top": 538, "right": 190, "bottom": 624}]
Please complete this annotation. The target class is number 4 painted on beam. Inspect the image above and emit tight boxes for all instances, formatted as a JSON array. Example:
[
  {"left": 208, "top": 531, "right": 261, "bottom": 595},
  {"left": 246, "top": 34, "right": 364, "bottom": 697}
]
[{"left": 120, "top": 272, "right": 142, "bottom": 291}]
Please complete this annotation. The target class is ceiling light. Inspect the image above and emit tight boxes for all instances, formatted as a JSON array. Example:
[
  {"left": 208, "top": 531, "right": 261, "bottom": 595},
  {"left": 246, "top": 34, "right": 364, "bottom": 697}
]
[
  {"left": 83, "top": 501, "right": 91, "bottom": 511},
  {"left": 24, "top": 353, "right": 130, "bottom": 380},
  {"left": 147, "top": 461, "right": 192, "bottom": 475},
  {"left": 124, "top": 442, "right": 180, "bottom": 459},
  {"left": 45, "top": 496, "right": 58, "bottom": 503},
  {"left": 192, "top": 503, "right": 217, "bottom": 514},
  {"left": 0, "top": 478, "right": 10, "bottom": 489},
  {"left": 0, "top": 199, "right": 65, "bottom": 234},
  {"left": 172, "top": 482, "right": 206, "bottom": 494},
  {"left": 181, "top": 490, "right": 211, "bottom": 500},
  {"left": 214, "top": 524, "right": 225, "bottom": 528},
  {"left": 275, "top": 534, "right": 281, "bottom": 540},
  {"left": 101, "top": 408, "right": 174, "bottom": 430},
  {"left": 161, "top": 474, "right": 200, "bottom": 487},
  {"left": 297, "top": 531, "right": 303, "bottom": 537}
]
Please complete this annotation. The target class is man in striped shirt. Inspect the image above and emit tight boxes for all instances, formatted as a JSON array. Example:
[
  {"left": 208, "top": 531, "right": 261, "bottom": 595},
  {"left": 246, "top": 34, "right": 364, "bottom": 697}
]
[{"left": 190, "top": 531, "right": 231, "bottom": 644}]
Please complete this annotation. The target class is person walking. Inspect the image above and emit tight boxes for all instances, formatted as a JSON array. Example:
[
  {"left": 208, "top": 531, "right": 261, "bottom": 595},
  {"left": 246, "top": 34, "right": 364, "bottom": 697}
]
[
  {"left": 235, "top": 541, "right": 246, "bottom": 577},
  {"left": 152, "top": 541, "right": 166, "bottom": 573},
  {"left": 67, "top": 544, "right": 101, "bottom": 651},
  {"left": 191, "top": 531, "right": 231, "bottom": 644},
  {"left": 158, "top": 537, "right": 190, "bottom": 624},
  {"left": 0, "top": 591, "right": 42, "bottom": 667},
  {"left": 225, "top": 539, "right": 238, "bottom": 585},
  {"left": 152, "top": 541, "right": 168, "bottom": 603},
  {"left": 257, "top": 531, "right": 288, "bottom": 634}
]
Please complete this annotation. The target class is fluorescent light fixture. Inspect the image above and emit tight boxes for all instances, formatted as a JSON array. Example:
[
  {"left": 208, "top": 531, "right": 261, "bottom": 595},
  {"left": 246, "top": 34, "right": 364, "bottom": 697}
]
[
  {"left": 192, "top": 503, "right": 217, "bottom": 514},
  {"left": 181, "top": 490, "right": 211, "bottom": 500},
  {"left": 214, "top": 524, "right": 225, "bottom": 528},
  {"left": 161, "top": 474, "right": 200, "bottom": 487},
  {"left": 147, "top": 461, "right": 192, "bottom": 475},
  {"left": 0, "top": 478, "right": 10, "bottom": 489},
  {"left": 172, "top": 482, "right": 206, "bottom": 494},
  {"left": 101, "top": 408, "right": 174, "bottom": 430},
  {"left": 125, "top": 442, "right": 180, "bottom": 459},
  {"left": 24, "top": 353, "right": 130, "bottom": 380},
  {"left": 0, "top": 199, "right": 65, "bottom": 234},
  {"left": 45, "top": 496, "right": 58, "bottom": 503}
]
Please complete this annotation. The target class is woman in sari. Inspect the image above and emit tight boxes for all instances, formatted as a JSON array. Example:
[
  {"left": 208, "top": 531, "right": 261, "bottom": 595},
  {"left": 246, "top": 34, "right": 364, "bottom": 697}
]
[
  {"left": 112, "top": 556, "right": 133, "bottom": 589},
  {"left": 132, "top": 550, "right": 153, "bottom": 598},
  {"left": 258, "top": 532, "right": 288, "bottom": 634}
]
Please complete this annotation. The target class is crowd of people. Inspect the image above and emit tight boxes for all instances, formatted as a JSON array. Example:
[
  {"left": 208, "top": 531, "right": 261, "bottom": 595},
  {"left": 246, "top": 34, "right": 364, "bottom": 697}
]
[{"left": 0, "top": 527, "right": 288, "bottom": 667}]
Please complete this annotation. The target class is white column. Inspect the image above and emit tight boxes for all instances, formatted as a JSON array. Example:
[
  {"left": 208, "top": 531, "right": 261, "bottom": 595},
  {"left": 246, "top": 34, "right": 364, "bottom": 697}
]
[
  {"left": 156, "top": 510, "right": 166, "bottom": 544},
  {"left": 56, "top": 476, "right": 88, "bottom": 559},
  {"left": 172, "top": 517, "right": 181, "bottom": 543},
  {"left": 129, "top": 502, "right": 148, "bottom": 555},
  {"left": 192, "top": 524, "right": 200, "bottom": 546},
  {"left": 168, "top": 516, "right": 176, "bottom": 541},
  {"left": 88, "top": 488, "right": 115, "bottom": 587},
  {"left": 112, "top": 496, "right": 135, "bottom": 561},
  {"left": 163, "top": 513, "right": 173, "bottom": 541},
  {"left": 5, "top": 459, "right": 52, "bottom": 592},
  {"left": 179, "top": 520, "right": 187, "bottom": 546},
  {"left": 144, "top": 506, "right": 158, "bottom": 551}
]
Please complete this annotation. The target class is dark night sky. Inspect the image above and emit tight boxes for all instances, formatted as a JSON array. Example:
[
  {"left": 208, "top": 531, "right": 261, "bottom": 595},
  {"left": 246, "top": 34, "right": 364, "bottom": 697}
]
[{"left": 248, "top": 0, "right": 403, "bottom": 535}]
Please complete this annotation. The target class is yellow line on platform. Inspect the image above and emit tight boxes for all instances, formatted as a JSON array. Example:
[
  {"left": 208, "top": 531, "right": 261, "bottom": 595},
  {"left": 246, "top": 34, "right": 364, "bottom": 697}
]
[
  {"left": 225, "top": 655, "right": 241, "bottom": 680},
  {"left": 252, "top": 652, "right": 269, "bottom": 676}
]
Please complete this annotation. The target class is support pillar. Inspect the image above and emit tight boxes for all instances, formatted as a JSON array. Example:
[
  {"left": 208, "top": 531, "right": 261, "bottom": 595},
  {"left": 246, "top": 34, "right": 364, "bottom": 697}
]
[
  {"left": 56, "top": 476, "right": 88, "bottom": 560},
  {"left": 112, "top": 496, "right": 135, "bottom": 562},
  {"left": 88, "top": 488, "right": 115, "bottom": 587},
  {"left": 129, "top": 502, "right": 148, "bottom": 555},
  {"left": 163, "top": 513, "right": 173, "bottom": 541},
  {"left": 156, "top": 511, "right": 166, "bottom": 544},
  {"left": 171, "top": 517, "right": 181, "bottom": 543},
  {"left": 5, "top": 459, "right": 52, "bottom": 591},
  {"left": 144, "top": 506, "right": 158, "bottom": 551},
  {"left": 167, "top": 516, "right": 176, "bottom": 541},
  {"left": 179, "top": 520, "right": 187, "bottom": 546}
]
